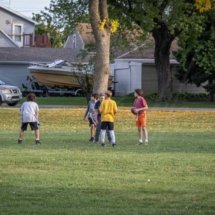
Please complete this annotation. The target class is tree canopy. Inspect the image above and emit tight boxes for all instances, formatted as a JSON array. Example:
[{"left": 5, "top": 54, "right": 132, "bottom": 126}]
[
  {"left": 33, "top": 0, "right": 215, "bottom": 100},
  {"left": 176, "top": 5, "right": 215, "bottom": 101}
]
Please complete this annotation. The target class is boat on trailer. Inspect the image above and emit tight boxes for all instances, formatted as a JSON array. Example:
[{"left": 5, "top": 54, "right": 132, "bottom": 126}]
[{"left": 28, "top": 60, "right": 93, "bottom": 89}]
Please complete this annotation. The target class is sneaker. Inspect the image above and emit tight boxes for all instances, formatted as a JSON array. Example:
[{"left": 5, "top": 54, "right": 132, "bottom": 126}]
[
  {"left": 145, "top": 140, "right": 148, "bottom": 145},
  {"left": 35, "top": 140, "right": 41, "bottom": 144},
  {"left": 112, "top": 143, "right": 116, "bottom": 147},
  {"left": 89, "top": 137, "right": 94, "bottom": 142},
  {"left": 139, "top": 139, "right": 143, "bottom": 145},
  {"left": 93, "top": 139, "right": 98, "bottom": 144},
  {"left": 17, "top": 139, "right": 22, "bottom": 144},
  {"left": 101, "top": 143, "right": 105, "bottom": 147}
]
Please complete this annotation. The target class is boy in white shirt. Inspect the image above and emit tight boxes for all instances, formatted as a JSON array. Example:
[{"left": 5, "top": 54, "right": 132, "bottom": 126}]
[{"left": 18, "top": 93, "right": 41, "bottom": 144}]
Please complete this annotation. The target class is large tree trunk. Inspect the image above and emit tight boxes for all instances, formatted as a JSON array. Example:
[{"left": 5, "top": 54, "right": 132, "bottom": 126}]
[
  {"left": 208, "top": 78, "right": 215, "bottom": 102},
  {"left": 89, "top": 0, "right": 111, "bottom": 94},
  {"left": 152, "top": 21, "right": 174, "bottom": 101}
]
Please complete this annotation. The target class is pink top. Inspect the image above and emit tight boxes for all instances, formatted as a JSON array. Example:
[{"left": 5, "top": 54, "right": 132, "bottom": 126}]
[{"left": 133, "top": 96, "right": 147, "bottom": 114}]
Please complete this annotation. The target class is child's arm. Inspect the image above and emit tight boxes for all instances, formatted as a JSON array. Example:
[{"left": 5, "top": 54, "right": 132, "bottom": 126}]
[
  {"left": 83, "top": 102, "right": 89, "bottom": 120},
  {"left": 135, "top": 98, "right": 148, "bottom": 112}
]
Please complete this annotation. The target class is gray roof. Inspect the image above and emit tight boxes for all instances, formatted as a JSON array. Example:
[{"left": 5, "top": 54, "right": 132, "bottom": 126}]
[
  {"left": 0, "top": 5, "right": 36, "bottom": 25},
  {"left": 0, "top": 47, "right": 91, "bottom": 63},
  {"left": 117, "top": 39, "right": 178, "bottom": 60}
]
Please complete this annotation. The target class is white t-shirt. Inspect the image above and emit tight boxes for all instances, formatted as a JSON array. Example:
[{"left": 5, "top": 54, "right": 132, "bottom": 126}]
[{"left": 20, "top": 101, "right": 39, "bottom": 122}]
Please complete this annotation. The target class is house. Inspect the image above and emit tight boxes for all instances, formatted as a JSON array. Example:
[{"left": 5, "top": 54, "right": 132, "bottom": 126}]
[
  {"left": 0, "top": 47, "right": 90, "bottom": 88},
  {"left": 112, "top": 43, "right": 206, "bottom": 96},
  {"left": 64, "top": 24, "right": 205, "bottom": 96},
  {"left": 0, "top": 5, "right": 51, "bottom": 48},
  {"left": 64, "top": 23, "right": 95, "bottom": 51},
  {"left": 0, "top": 5, "right": 36, "bottom": 47},
  {"left": 0, "top": 18, "right": 206, "bottom": 96}
]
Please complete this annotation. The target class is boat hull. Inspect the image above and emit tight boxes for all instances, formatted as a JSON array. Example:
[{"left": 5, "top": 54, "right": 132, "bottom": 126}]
[
  {"left": 29, "top": 65, "right": 93, "bottom": 88},
  {"left": 31, "top": 71, "right": 84, "bottom": 88},
  {"left": 29, "top": 65, "right": 112, "bottom": 89}
]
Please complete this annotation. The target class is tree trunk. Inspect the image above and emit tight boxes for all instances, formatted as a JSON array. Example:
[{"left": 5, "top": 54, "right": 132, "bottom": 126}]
[
  {"left": 208, "top": 78, "right": 215, "bottom": 102},
  {"left": 152, "top": 21, "right": 174, "bottom": 101},
  {"left": 89, "top": 0, "right": 111, "bottom": 94}
]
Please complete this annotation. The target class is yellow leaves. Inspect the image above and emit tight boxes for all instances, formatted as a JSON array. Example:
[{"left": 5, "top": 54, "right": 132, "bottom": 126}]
[
  {"left": 99, "top": 18, "right": 107, "bottom": 30},
  {"left": 110, "top": 20, "right": 120, "bottom": 33},
  {"left": 99, "top": 18, "right": 119, "bottom": 33},
  {"left": 0, "top": 108, "right": 215, "bottom": 133},
  {"left": 195, "top": 0, "right": 212, "bottom": 13}
]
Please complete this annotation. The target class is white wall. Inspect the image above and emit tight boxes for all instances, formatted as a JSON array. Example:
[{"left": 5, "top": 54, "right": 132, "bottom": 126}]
[
  {"left": 0, "top": 32, "right": 17, "bottom": 47},
  {"left": 112, "top": 60, "right": 142, "bottom": 96}
]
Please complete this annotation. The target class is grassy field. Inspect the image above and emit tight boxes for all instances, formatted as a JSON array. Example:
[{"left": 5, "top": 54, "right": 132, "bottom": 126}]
[
  {"left": 19, "top": 96, "right": 215, "bottom": 108},
  {"left": 0, "top": 108, "right": 215, "bottom": 215}
]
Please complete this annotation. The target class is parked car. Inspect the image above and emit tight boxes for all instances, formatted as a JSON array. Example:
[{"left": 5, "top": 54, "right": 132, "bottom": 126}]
[{"left": 0, "top": 81, "right": 22, "bottom": 106}]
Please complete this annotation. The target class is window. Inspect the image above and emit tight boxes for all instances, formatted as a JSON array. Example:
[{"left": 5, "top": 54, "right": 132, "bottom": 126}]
[
  {"left": 73, "top": 34, "right": 76, "bottom": 48},
  {"left": 13, "top": 24, "right": 23, "bottom": 46}
]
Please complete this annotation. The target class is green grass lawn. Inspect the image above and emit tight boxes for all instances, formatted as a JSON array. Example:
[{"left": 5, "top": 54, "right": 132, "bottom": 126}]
[
  {"left": 19, "top": 96, "right": 215, "bottom": 108},
  {"left": 0, "top": 108, "right": 215, "bottom": 215}
]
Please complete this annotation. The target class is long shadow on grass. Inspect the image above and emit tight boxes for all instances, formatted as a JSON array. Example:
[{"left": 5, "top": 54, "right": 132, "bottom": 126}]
[{"left": 1, "top": 131, "right": 215, "bottom": 154}]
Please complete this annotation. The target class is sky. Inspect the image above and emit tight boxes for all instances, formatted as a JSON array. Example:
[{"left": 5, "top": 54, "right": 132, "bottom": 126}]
[{"left": 0, "top": 0, "right": 51, "bottom": 17}]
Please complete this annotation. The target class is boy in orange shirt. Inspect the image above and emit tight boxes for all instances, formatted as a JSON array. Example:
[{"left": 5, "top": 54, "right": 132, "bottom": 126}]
[{"left": 132, "top": 89, "right": 148, "bottom": 144}]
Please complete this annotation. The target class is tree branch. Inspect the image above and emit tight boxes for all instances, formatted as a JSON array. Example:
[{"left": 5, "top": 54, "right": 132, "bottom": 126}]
[{"left": 99, "top": 0, "right": 108, "bottom": 19}]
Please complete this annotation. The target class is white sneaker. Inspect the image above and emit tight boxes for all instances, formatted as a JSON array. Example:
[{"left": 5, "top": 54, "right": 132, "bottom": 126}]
[
  {"left": 139, "top": 139, "right": 143, "bottom": 145},
  {"left": 145, "top": 139, "right": 148, "bottom": 145}
]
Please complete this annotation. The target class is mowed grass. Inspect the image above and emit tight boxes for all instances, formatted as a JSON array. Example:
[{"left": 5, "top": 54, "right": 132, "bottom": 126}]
[{"left": 0, "top": 108, "right": 215, "bottom": 215}]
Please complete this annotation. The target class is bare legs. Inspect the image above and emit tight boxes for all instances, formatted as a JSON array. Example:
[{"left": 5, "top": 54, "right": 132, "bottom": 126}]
[
  {"left": 18, "top": 129, "right": 40, "bottom": 141},
  {"left": 138, "top": 126, "right": 148, "bottom": 144}
]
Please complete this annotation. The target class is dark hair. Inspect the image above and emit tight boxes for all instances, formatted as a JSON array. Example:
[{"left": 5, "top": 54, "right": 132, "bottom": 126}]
[
  {"left": 105, "top": 90, "right": 112, "bottom": 98},
  {"left": 91, "top": 93, "right": 98, "bottom": 99},
  {"left": 99, "top": 93, "right": 105, "bottom": 97},
  {"left": 134, "top": 89, "right": 143, "bottom": 96},
  {"left": 27, "top": 93, "right": 36, "bottom": 102}
]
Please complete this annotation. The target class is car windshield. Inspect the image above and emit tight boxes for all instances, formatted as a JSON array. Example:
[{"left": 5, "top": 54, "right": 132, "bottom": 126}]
[{"left": 0, "top": 80, "right": 6, "bottom": 85}]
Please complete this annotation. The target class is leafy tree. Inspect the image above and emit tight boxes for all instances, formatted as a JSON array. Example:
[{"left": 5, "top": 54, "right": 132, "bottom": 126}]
[
  {"left": 109, "top": 0, "right": 212, "bottom": 101},
  {"left": 33, "top": 14, "right": 64, "bottom": 48},
  {"left": 33, "top": 0, "right": 89, "bottom": 47},
  {"left": 33, "top": 0, "right": 214, "bottom": 100},
  {"left": 176, "top": 8, "right": 215, "bottom": 102},
  {"left": 33, "top": 0, "right": 116, "bottom": 94}
]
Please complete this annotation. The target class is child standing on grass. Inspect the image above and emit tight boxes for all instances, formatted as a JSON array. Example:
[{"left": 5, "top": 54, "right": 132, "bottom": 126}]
[
  {"left": 18, "top": 93, "right": 41, "bottom": 144},
  {"left": 99, "top": 90, "right": 118, "bottom": 147},
  {"left": 83, "top": 93, "right": 98, "bottom": 142},
  {"left": 132, "top": 89, "right": 148, "bottom": 145},
  {"left": 94, "top": 93, "right": 111, "bottom": 143}
]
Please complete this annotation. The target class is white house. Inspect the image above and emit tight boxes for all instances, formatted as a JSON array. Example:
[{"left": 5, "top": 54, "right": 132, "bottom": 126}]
[
  {"left": 0, "top": 5, "right": 36, "bottom": 47},
  {"left": 111, "top": 45, "right": 205, "bottom": 96}
]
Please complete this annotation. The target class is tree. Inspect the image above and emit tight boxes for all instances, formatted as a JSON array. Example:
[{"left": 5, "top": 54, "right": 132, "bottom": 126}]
[
  {"left": 34, "top": 0, "right": 213, "bottom": 100},
  {"left": 176, "top": 7, "right": 215, "bottom": 102},
  {"left": 33, "top": 0, "right": 89, "bottom": 47},
  {"left": 109, "top": 0, "right": 210, "bottom": 101},
  {"left": 89, "top": 0, "right": 111, "bottom": 93},
  {"left": 34, "top": 0, "right": 116, "bottom": 94},
  {"left": 33, "top": 14, "right": 64, "bottom": 48}
]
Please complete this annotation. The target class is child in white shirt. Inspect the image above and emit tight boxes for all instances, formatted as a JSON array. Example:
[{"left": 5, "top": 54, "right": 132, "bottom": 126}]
[{"left": 18, "top": 93, "right": 41, "bottom": 144}]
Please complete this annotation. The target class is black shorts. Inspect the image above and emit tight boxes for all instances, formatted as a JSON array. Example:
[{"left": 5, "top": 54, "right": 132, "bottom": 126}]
[
  {"left": 88, "top": 117, "right": 96, "bottom": 126},
  {"left": 21, "top": 122, "right": 39, "bottom": 131},
  {"left": 101, "top": 121, "right": 114, "bottom": 130}
]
